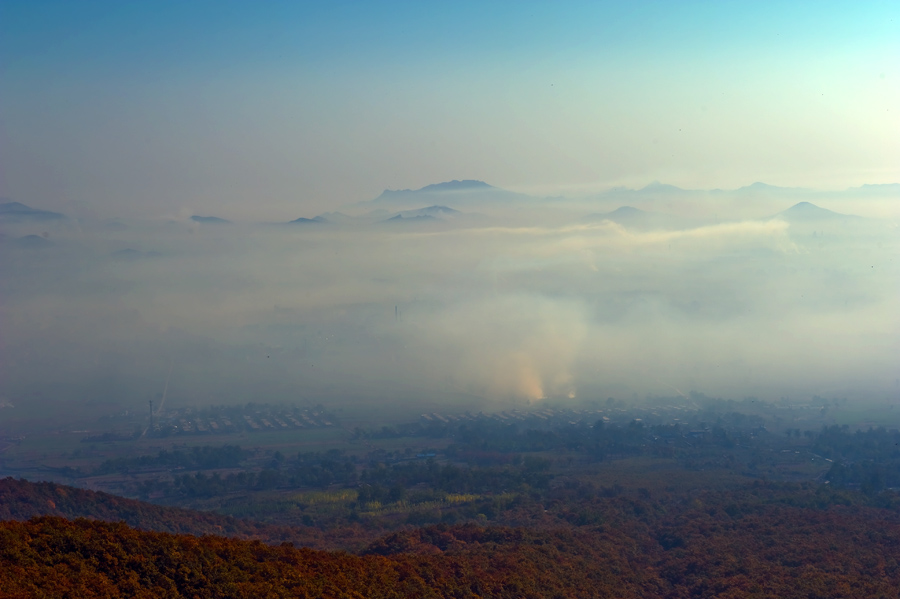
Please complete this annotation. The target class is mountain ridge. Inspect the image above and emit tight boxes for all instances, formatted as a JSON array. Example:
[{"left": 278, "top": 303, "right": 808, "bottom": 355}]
[
  {"left": 190, "top": 215, "right": 232, "bottom": 224},
  {"left": 774, "top": 201, "right": 857, "bottom": 222},
  {"left": 367, "top": 180, "right": 531, "bottom": 208},
  {"left": 0, "top": 200, "right": 66, "bottom": 221}
]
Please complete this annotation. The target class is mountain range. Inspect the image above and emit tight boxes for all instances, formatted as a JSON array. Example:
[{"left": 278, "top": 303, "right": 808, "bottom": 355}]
[
  {"left": 2, "top": 179, "right": 894, "bottom": 228},
  {"left": 3, "top": 475, "right": 900, "bottom": 598},
  {"left": 190, "top": 215, "right": 232, "bottom": 225},
  {"left": 582, "top": 206, "right": 704, "bottom": 230},
  {"left": 773, "top": 201, "right": 857, "bottom": 223},
  {"left": 367, "top": 179, "right": 532, "bottom": 208},
  {"left": 0, "top": 200, "right": 66, "bottom": 222}
]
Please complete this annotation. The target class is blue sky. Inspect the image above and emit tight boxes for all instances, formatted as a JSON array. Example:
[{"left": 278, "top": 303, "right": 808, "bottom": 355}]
[{"left": 1, "top": 1, "right": 897, "bottom": 218}]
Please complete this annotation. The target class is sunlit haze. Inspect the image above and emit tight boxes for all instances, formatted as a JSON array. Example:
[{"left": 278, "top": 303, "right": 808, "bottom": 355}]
[
  {"left": 3, "top": 5, "right": 900, "bottom": 594},
  {"left": 1, "top": 1, "right": 897, "bottom": 220},
  {"left": 0, "top": 1, "right": 898, "bottom": 418}
]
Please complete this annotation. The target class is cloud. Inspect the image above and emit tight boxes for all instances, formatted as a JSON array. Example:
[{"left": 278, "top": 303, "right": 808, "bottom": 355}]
[{"left": 0, "top": 194, "right": 896, "bottom": 414}]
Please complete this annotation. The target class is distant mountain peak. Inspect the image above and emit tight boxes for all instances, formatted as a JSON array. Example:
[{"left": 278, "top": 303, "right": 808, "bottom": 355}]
[
  {"left": 381, "top": 205, "right": 465, "bottom": 224},
  {"left": 775, "top": 202, "right": 853, "bottom": 221},
  {"left": 384, "top": 213, "right": 437, "bottom": 223},
  {"left": 381, "top": 180, "right": 493, "bottom": 195},
  {"left": 735, "top": 182, "right": 809, "bottom": 193},
  {"left": 418, "top": 180, "right": 492, "bottom": 192},
  {"left": 582, "top": 206, "right": 648, "bottom": 224},
  {"left": 368, "top": 179, "right": 528, "bottom": 207},
  {"left": 0, "top": 201, "right": 65, "bottom": 221},
  {"left": 288, "top": 215, "right": 328, "bottom": 225},
  {"left": 638, "top": 182, "right": 684, "bottom": 193},
  {"left": 581, "top": 205, "right": 697, "bottom": 230},
  {"left": 608, "top": 206, "right": 644, "bottom": 216},
  {"left": 13, "top": 234, "right": 53, "bottom": 249},
  {"left": 851, "top": 183, "right": 900, "bottom": 195},
  {"left": 0, "top": 201, "right": 33, "bottom": 212},
  {"left": 191, "top": 215, "right": 232, "bottom": 224},
  {"left": 400, "top": 205, "right": 461, "bottom": 216}
]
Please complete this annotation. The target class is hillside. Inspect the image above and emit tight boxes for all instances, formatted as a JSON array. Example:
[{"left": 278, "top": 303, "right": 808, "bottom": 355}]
[
  {"left": 0, "top": 517, "right": 622, "bottom": 599},
  {"left": 0, "top": 201, "right": 66, "bottom": 222},
  {"left": 5, "top": 410, "right": 900, "bottom": 595},
  {"left": 775, "top": 201, "right": 854, "bottom": 222},
  {"left": 4, "top": 495, "right": 900, "bottom": 598},
  {"left": 0, "top": 478, "right": 318, "bottom": 546}
]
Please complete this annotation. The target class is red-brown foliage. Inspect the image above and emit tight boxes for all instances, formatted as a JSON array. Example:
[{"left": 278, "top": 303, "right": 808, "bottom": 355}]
[{"left": 3, "top": 503, "right": 900, "bottom": 599}]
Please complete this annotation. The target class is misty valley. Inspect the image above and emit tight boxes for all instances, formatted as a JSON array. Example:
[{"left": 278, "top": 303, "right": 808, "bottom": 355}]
[
  {"left": 3, "top": 2, "right": 898, "bottom": 594},
  {"left": 2, "top": 178, "right": 900, "bottom": 597},
  {"left": 2, "top": 180, "right": 897, "bottom": 413}
]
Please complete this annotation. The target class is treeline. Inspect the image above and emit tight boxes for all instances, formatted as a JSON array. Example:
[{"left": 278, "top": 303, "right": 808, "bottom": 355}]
[
  {"left": 146, "top": 454, "right": 547, "bottom": 502},
  {"left": 0, "top": 477, "right": 303, "bottom": 542},
  {"left": 0, "top": 517, "right": 638, "bottom": 599},
  {"left": 360, "top": 458, "right": 552, "bottom": 499},
  {"left": 445, "top": 419, "right": 748, "bottom": 459},
  {"left": 134, "top": 449, "right": 358, "bottom": 499},
  {"left": 814, "top": 425, "right": 900, "bottom": 461},
  {"left": 96, "top": 419, "right": 900, "bottom": 508},
  {"left": 358, "top": 414, "right": 759, "bottom": 454},
  {"left": 113, "top": 417, "right": 758, "bottom": 503},
  {"left": 816, "top": 425, "right": 900, "bottom": 494},
  {"left": 96, "top": 445, "right": 249, "bottom": 475},
  {"left": 6, "top": 493, "right": 900, "bottom": 599}
]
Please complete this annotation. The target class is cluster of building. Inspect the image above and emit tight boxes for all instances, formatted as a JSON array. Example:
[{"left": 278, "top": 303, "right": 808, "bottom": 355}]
[
  {"left": 151, "top": 406, "right": 335, "bottom": 437},
  {"left": 421, "top": 408, "right": 608, "bottom": 427}
]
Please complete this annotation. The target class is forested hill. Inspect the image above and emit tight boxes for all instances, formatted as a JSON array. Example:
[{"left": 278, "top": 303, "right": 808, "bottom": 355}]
[
  {"left": 4, "top": 500, "right": 900, "bottom": 598},
  {"left": 0, "top": 517, "right": 636, "bottom": 599},
  {"left": 6, "top": 422, "right": 900, "bottom": 596},
  {"left": 0, "top": 477, "right": 302, "bottom": 544}
]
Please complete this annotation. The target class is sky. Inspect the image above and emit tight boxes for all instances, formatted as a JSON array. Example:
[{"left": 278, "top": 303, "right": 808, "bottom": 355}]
[
  {"left": 1, "top": 2, "right": 898, "bottom": 415},
  {"left": 1, "top": 1, "right": 898, "bottom": 220}
]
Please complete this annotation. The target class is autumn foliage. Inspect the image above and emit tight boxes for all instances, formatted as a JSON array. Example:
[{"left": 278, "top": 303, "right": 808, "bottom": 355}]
[
  {"left": 3, "top": 497, "right": 900, "bottom": 599},
  {"left": 4, "top": 422, "right": 900, "bottom": 597}
]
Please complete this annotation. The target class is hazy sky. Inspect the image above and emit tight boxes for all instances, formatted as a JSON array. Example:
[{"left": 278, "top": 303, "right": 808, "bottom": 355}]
[{"left": 1, "top": 1, "right": 898, "bottom": 220}]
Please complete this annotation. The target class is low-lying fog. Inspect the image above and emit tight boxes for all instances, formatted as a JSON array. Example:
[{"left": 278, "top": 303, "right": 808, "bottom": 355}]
[{"left": 1, "top": 182, "right": 898, "bottom": 417}]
